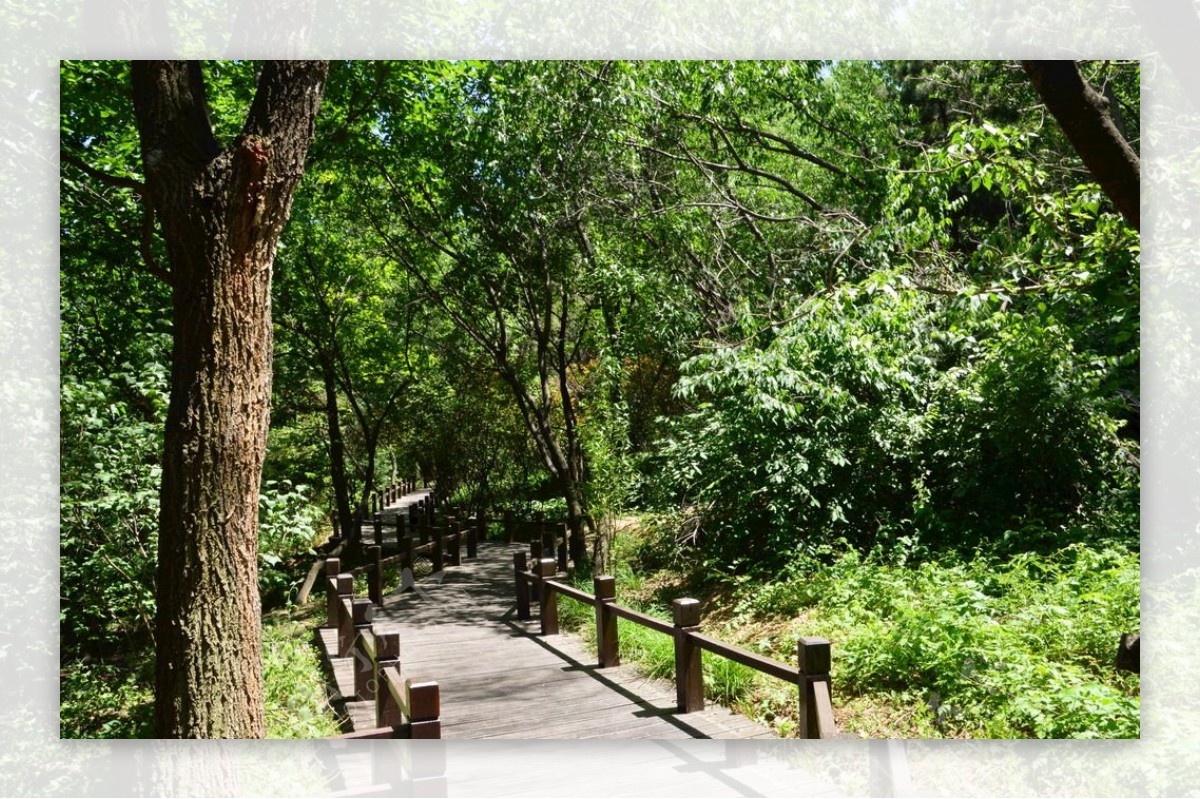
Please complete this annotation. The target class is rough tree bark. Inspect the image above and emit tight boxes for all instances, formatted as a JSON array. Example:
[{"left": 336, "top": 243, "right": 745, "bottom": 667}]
[
  {"left": 131, "top": 60, "right": 328, "bottom": 738},
  {"left": 1021, "top": 60, "right": 1140, "bottom": 231}
]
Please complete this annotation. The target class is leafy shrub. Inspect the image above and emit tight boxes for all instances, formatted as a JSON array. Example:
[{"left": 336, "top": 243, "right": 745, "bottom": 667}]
[
  {"left": 60, "top": 367, "right": 166, "bottom": 652},
  {"left": 917, "top": 312, "right": 1134, "bottom": 547},
  {"left": 258, "top": 480, "right": 326, "bottom": 606},
  {"left": 59, "top": 657, "right": 154, "bottom": 738},
  {"left": 657, "top": 272, "right": 1136, "bottom": 570}
]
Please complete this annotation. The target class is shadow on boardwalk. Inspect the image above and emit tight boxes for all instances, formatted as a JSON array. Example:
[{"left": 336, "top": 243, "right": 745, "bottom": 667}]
[{"left": 367, "top": 541, "right": 779, "bottom": 740}]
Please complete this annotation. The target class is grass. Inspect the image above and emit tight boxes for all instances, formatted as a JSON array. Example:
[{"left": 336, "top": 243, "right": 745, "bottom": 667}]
[
  {"left": 599, "top": 519, "right": 1140, "bottom": 739},
  {"left": 60, "top": 603, "right": 342, "bottom": 739},
  {"left": 553, "top": 573, "right": 762, "bottom": 714},
  {"left": 728, "top": 542, "right": 1141, "bottom": 738},
  {"left": 262, "top": 605, "right": 343, "bottom": 738}
]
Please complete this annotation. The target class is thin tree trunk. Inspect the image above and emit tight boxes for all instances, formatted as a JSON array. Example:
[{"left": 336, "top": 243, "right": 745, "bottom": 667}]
[{"left": 322, "top": 356, "right": 355, "bottom": 540}]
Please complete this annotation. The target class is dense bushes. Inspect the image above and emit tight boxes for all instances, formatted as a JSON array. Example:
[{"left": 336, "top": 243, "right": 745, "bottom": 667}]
[
  {"left": 658, "top": 273, "right": 1137, "bottom": 569},
  {"left": 60, "top": 367, "right": 166, "bottom": 652}
]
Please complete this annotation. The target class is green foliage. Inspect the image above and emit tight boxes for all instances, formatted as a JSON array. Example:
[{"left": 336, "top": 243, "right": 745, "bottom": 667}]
[
  {"left": 659, "top": 270, "right": 1136, "bottom": 568},
  {"left": 60, "top": 365, "right": 166, "bottom": 651},
  {"left": 575, "top": 358, "right": 639, "bottom": 518},
  {"left": 734, "top": 541, "right": 1140, "bottom": 738},
  {"left": 262, "top": 615, "right": 343, "bottom": 738},
  {"left": 258, "top": 481, "right": 326, "bottom": 606},
  {"left": 59, "top": 657, "right": 154, "bottom": 739},
  {"left": 919, "top": 312, "right": 1134, "bottom": 544},
  {"left": 704, "top": 655, "right": 757, "bottom": 708}
]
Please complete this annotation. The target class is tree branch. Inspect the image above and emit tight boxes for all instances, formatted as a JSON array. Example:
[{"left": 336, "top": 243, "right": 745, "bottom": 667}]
[
  {"left": 60, "top": 149, "right": 146, "bottom": 194},
  {"left": 1021, "top": 60, "right": 1140, "bottom": 231},
  {"left": 62, "top": 147, "right": 174, "bottom": 286}
]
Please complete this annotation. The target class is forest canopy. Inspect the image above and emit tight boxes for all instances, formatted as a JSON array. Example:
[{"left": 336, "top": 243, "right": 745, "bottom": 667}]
[{"left": 60, "top": 59, "right": 1139, "bottom": 739}]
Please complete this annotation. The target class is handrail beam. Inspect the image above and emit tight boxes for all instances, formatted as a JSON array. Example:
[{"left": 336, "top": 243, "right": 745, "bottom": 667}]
[{"left": 689, "top": 631, "right": 801, "bottom": 685}]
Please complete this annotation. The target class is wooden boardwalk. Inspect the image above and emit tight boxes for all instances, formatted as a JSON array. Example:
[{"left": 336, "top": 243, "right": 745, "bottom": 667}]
[
  {"left": 314, "top": 490, "right": 846, "bottom": 797},
  {"left": 318, "top": 506, "right": 778, "bottom": 739}
]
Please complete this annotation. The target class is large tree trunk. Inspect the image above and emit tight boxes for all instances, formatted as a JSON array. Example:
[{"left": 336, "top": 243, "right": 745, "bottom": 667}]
[
  {"left": 132, "top": 60, "right": 328, "bottom": 738},
  {"left": 1021, "top": 60, "right": 1140, "bottom": 231}
]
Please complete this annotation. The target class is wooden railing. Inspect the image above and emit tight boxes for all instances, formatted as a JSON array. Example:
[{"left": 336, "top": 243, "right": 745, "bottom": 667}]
[
  {"left": 513, "top": 555, "right": 837, "bottom": 739},
  {"left": 331, "top": 478, "right": 443, "bottom": 547},
  {"left": 318, "top": 510, "right": 483, "bottom": 738},
  {"left": 323, "top": 557, "right": 441, "bottom": 738},
  {"left": 350, "top": 515, "right": 483, "bottom": 603},
  {"left": 300, "top": 482, "right": 440, "bottom": 605},
  {"left": 502, "top": 511, "right": 571, "bottom": 570}
]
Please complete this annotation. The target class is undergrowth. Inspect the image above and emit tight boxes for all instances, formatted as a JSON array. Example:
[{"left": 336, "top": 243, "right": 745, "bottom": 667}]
[
  {"left": 262, "top": 608, "right": 343, "bottom": 738},
  {"left": 593, "top": 522, "right": 1140, "bottom": 739},
  {"left": 60, "top": 606, "right": 341, "bottom": 739},
  {"left": 555, "top": 572, "right": 760, "bottom": 713}
]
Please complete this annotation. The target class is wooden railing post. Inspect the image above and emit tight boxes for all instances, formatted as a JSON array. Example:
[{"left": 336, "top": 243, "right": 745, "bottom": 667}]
[
  {"left": 447, "top": 525, "right": 461, "bottom": 567},
  {"left": 537, "top": 558, "right": 559, "bottom": 635},
  {"left": 540, "top": 525, "right": 556, "bottom": 568},
  {"left": 336, "top": 573, "right": 355, "bottom": 657},
  {"left": 555, "top": 522, "right": 568, "bottom": 572},
  {"left": 594, "top": 575, "right": 619, "bottom": 668},
  {"left": 673, "top": 598, "right": 704, "bottom": 713},
  {"left": 466, "top": 514, "right": 479, "bottom": 559},
  {"left": 514, "top": 552, "right": 530, "bottom": 620},
  {"left": 375, "top": 633, "right": 402, "bottom": 728},
  {"left": 432, "top": 529, "right": 445, "bottom": 574},
  {"left": 401, "top": 536, "right": 415, "bottom": 592},
  {"left": 798, "top": 637, "right": 833, "bottom": 738},
  {"left": 352, "top": 599, "right": 376, "bottom": 700},
  {"left": 407, "top": 678, "right": 441, "bottom": 738},
  {"left": 325, "top": 557, "right": 342, "bottom": 629},
  {"left": 368, "top": 545, "right": 383, "bottom": 606}
]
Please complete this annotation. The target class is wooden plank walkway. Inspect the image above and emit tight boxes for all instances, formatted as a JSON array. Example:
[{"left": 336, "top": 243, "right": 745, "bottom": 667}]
[
  {"left": 314, "top": 490, "right": 844, "bottom": 796},
  {"left": 318, "top": 507, "right": 779, "bottom": 739}
]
